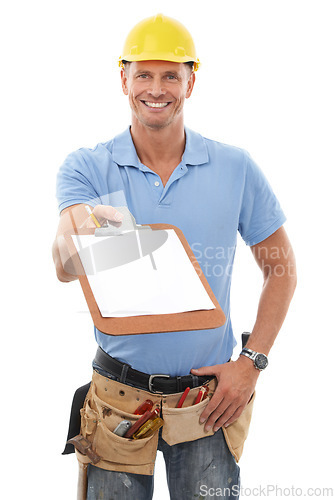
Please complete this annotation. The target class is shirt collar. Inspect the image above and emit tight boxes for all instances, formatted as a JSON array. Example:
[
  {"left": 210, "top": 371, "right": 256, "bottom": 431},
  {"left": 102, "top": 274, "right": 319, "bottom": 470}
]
[
  {"left": 183, "top": 126, "right": 209, "bottom": 166},
  {"left": 112, "top": 126, "right": 209, "bottom": 168}
]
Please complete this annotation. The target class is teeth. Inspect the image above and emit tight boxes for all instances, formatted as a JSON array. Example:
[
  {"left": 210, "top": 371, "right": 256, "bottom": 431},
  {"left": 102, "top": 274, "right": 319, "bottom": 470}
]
[{"left": 144, "top": 102, "right": 169, "bottom": 108}]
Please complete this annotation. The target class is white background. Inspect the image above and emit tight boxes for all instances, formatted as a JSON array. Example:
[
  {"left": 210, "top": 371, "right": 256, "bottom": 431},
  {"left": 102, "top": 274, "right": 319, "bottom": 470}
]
[{"left": 1, "top": 0, "right": 333, "bottom": 498}]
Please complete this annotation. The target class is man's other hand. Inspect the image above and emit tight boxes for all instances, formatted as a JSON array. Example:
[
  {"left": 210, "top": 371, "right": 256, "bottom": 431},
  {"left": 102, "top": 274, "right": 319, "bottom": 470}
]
[{"left": 191, "top": 357, "right": 259, "bottom": 431}]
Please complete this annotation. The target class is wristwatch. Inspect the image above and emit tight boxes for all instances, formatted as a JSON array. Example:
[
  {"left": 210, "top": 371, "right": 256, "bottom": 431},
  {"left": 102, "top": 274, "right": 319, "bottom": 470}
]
[{"left": 240, "top": 347, "right": 269, "bottom": 371}]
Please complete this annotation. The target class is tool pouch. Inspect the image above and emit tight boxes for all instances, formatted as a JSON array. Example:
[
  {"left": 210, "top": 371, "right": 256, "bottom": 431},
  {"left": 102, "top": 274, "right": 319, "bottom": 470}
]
[
  {"left": 222, "top": 392, "right": 255, "bottom": 462},
  {"left": 162, "top": 378, "right": 255, "bottom": 462},
  {"left": 161, "top": 378, "right": 217, "bottom": 445},
  {"left": 78, "top": 371, "right": 161, "bottom": 475},
  {"left": 76, "top": 370, "right": 255, "bottom": 475}
]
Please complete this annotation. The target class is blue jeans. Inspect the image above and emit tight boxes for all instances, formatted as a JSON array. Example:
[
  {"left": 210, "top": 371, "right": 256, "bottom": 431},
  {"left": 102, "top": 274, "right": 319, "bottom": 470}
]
[
  {"left": 87, "top": 365, "right": 240, "bottom": 499},
  {"left": 87, "top": 429, "right": 239, "bottom": 499}
]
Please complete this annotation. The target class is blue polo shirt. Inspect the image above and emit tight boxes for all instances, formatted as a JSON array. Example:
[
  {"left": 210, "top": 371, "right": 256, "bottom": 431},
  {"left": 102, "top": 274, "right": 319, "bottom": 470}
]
[{"left": 57, "top": 126, "right": 286, "bottom": 376}]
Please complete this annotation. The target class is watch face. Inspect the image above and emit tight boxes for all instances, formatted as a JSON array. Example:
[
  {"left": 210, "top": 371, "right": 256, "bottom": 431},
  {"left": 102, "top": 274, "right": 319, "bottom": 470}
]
[{"left": 255, "top": 353, "right": 268, "bottom": 370}]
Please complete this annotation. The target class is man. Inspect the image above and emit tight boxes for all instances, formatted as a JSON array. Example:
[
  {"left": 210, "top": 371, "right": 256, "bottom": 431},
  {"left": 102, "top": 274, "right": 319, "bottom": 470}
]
[{"left": 53, "top": 13, "right": 296, "bottom": 500}]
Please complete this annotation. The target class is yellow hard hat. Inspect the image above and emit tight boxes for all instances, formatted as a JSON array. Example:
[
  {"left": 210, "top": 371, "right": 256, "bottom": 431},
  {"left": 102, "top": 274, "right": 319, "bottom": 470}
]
[{"left": 119, "top": 13, "right": 200, "bottom": 71}]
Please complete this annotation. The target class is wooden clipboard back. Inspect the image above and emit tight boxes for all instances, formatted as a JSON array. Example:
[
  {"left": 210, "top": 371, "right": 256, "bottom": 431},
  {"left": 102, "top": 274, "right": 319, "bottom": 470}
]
[{"left": 65, "top": 223, "right": 225, "bottom": 335}]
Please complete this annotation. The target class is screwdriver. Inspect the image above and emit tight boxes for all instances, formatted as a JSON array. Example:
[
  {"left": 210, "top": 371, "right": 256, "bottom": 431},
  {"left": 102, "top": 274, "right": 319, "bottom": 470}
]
[
  {"left": 134, "top": 399, "right": 154, "bottom": 415},
  {"left": 132, "top": 417, "right": 164, "bottom": 439},
  {"left": 124, "top": 408, "right": 160, "bottom": 439}
]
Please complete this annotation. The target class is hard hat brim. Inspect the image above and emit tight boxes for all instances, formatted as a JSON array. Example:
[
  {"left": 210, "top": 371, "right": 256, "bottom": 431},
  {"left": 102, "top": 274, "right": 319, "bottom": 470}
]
[{"left": 119, "top": 55, "right": 200, "bottom": 71}]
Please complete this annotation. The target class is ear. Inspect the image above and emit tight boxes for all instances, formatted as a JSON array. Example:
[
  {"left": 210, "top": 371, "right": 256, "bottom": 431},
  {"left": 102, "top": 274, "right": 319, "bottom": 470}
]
[
  {"left": 185, "top": 71, "right": 196, "bottom": 99},
  {"left": 120, "top": 68, "right": 128, "bottom": 96}
]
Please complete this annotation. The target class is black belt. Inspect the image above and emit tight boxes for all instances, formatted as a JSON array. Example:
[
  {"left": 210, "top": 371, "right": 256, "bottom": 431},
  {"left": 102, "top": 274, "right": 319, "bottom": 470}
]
[{"left": 93, "top": 347, "right": 213, "bottom": 395}]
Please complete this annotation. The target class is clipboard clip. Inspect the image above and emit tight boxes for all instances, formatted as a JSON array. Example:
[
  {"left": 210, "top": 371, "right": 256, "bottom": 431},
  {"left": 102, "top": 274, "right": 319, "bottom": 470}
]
[{"left": 94, "top": 206, "right": 151, "bottom": 237}]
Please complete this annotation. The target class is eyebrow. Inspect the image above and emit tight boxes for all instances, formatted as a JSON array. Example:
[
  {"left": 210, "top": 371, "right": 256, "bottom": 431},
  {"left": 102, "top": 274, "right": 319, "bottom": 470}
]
[{"left": 134, "top": 70, "right": 181, "bottom": 77}]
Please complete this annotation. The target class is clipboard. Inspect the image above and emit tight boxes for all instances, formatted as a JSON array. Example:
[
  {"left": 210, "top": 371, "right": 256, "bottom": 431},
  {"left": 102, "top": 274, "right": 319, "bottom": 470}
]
[{"left": 64, "top": 217, "right": 225, "bottom": 336}]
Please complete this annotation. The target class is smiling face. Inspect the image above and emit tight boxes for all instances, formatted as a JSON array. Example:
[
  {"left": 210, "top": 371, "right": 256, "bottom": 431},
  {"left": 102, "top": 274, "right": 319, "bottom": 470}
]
[{"left": 120, "top": 60, "right": 195, "bottom": 130}]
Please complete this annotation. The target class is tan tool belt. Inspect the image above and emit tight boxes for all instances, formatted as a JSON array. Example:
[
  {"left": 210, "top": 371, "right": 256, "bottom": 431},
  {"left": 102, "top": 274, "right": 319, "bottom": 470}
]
[{"left": 75, "top": 370, "right": 255, "bottom": 475}]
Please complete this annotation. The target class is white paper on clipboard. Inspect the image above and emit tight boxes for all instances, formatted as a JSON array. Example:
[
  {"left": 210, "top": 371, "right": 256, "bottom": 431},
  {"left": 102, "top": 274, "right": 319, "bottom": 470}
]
[{"left": 72, "top": 229, "right": 215, "bottom": 317}]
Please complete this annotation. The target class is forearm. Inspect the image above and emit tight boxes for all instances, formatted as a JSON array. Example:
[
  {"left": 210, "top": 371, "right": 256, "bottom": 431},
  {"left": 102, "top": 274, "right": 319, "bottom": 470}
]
[
  {"left": 245, "top": 258, "right": 297, "bottom": 356},
  {"left": 52, "top": 204, "right": 88, "bottom": 282},
  {"left": 52, "top": 237, "right": 78, "bottom": 282}
]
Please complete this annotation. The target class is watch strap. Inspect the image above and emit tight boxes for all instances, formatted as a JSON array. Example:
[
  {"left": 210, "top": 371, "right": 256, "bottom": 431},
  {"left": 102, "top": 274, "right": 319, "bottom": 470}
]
[{"left": 241, "top": 347, "right": 257, "bottom": 360}]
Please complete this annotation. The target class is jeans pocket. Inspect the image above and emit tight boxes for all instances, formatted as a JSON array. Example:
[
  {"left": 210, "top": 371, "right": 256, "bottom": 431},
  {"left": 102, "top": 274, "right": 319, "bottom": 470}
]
[{"left": 222, "top": 392, "right": 256, "bottom": 462}]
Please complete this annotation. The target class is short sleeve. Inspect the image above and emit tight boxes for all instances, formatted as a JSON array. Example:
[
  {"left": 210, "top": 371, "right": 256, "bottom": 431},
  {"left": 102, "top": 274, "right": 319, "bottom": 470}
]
[
  {"left": 238, "top": 152, "right": 286, "bottom": 246},
  {"left": 56, "top": 150, "right": 102, "bottom": 213}
]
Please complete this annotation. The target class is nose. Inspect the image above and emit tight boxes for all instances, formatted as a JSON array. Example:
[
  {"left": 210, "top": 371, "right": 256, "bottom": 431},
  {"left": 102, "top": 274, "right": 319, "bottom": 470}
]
[{"left": 147, "top": 77, "right": 166, "bottom": 98}]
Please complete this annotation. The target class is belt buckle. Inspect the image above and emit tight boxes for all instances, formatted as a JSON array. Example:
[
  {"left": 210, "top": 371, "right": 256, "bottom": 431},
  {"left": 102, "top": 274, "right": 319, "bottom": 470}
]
[{"left": 148, "top": 374, "right": 170, "bottom": 394}]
